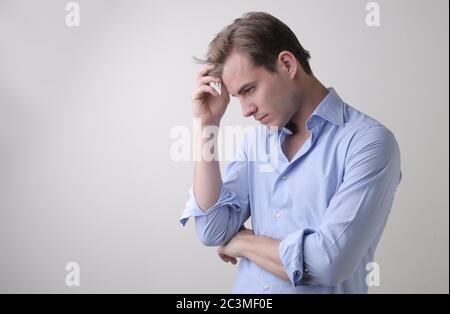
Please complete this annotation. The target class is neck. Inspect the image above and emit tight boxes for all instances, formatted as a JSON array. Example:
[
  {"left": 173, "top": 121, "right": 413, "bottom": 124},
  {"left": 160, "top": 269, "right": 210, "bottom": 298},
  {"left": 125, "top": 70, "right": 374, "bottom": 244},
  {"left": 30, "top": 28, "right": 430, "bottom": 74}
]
[{"left": 289, "top": 75, "right": 328, "bottom": 135}]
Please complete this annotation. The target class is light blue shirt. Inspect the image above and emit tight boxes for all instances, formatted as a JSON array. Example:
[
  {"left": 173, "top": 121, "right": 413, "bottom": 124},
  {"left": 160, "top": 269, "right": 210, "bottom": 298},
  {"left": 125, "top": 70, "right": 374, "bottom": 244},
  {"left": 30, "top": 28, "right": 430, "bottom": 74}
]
[{"left": 180, "top": 88, "right": 402, "bottom": 293}]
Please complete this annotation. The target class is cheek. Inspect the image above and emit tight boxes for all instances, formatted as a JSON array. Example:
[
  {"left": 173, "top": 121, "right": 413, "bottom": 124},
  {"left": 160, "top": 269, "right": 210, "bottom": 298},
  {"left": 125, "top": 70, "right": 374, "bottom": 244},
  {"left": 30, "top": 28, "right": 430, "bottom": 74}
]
[
  {"left": 248, "top": 92, "right": 263, "bottom": 110},
  {"left": 256, "top": 88, "right": 276, "bottom": 111},
  {"left": 257, "top": 80, "right": 287, "bottom": 113}
]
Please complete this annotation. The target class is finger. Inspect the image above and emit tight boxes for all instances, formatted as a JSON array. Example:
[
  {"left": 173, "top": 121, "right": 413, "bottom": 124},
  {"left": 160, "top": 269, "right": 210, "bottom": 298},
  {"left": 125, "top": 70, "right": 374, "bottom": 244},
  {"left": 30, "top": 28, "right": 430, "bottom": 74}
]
[
  {"left": 197, "top": 64, "right": 216, "bottom": 80},
  {"left": 197, "top": 75, "right": 221, "bottom": 87},
  {"left": 192, "top": 85, "right": 219, "bottom": 102},
  {"left": 218, "top": 253, "right": 230, "bottom": 263},
  {"left": 217, "top": 248, "right": 230, "bottom": 262}
]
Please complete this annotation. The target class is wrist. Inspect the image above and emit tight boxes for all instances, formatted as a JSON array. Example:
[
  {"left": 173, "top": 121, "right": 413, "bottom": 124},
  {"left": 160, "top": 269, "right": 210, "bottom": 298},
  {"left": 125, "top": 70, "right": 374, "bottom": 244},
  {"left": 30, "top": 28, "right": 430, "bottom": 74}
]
[
  {"left": 238, "top": 233, "right": 255, "bottom": 258},
  {"left": 200, "top": 121, "right": 220, "bottom": 128}
]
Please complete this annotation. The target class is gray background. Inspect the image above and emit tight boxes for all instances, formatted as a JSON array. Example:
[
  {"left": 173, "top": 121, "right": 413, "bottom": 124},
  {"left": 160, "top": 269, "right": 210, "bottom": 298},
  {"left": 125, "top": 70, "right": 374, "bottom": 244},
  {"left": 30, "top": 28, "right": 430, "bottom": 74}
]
[{"left": 0, "top": 0, "right": 448, "bottom": 293}]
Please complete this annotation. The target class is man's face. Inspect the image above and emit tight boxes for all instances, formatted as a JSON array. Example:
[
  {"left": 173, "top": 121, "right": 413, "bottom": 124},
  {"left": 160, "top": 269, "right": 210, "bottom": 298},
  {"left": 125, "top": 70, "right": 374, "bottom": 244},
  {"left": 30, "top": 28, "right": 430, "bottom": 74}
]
[{"left": 221, "top": 51, "right": 297, "bottom": 128}]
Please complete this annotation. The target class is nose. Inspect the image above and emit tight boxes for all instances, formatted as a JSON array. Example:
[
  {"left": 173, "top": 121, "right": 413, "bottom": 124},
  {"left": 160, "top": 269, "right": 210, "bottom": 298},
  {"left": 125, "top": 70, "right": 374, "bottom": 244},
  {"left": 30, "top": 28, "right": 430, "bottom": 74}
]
[{"left": 241, "top": 101, "right": 258, "bottom": 118}]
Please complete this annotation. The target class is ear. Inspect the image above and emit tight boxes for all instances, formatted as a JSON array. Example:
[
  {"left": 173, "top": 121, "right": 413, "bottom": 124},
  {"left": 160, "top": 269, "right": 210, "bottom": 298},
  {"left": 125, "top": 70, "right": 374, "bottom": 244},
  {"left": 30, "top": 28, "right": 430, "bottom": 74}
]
[{"left": 278, "top": 51, "right": 298, "bottom": 80}]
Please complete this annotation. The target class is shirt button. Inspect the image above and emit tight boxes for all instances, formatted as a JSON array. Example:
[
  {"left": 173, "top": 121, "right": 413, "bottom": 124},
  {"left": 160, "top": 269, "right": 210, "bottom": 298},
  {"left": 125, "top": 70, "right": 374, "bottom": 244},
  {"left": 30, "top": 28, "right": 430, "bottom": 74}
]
[
  {"left": 274, "top": 212, "right": 281, "bottom": 218},
  {"left": 263, "top": 284, "right": 269, "bottom": 291},
  {"left": 304, "top": 267, "right": 309, "bottom": 273},
  {"left": 281, "top": 176, "right": 288, "bottom": 181}
]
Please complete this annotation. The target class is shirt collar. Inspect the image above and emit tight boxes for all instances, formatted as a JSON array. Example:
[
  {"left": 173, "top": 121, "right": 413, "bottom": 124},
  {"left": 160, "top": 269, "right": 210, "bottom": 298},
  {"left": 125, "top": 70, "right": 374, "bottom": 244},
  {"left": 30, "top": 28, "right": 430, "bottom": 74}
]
[
  {"left": 267, "top": 87, "right": 344, "bottom": 136},
  {"left": 309, "top": 87, "right": 345, "bottom": 128}
]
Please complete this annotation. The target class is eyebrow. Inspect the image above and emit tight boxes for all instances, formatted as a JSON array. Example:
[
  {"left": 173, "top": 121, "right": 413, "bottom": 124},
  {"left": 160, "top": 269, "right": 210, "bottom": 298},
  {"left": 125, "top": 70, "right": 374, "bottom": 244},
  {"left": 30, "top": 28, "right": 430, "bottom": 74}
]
[{"left": 231, "top": 81, "right": 257, "bottom": 97}]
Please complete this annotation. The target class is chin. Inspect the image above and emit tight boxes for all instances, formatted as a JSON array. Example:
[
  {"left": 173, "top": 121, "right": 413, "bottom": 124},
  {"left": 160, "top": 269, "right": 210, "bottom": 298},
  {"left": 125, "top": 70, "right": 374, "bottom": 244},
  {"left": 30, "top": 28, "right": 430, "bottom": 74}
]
[
  {"left": 265, "top": 117, "right": 284, "bottom": 128},
  {"left": 265, "top": 122, "right": 282, "bottom": 130}
]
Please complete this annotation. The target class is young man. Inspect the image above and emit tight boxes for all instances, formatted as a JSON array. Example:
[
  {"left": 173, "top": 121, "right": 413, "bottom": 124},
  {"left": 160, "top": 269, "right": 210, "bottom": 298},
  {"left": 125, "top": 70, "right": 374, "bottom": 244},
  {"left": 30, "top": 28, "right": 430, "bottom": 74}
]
[{"left": 179, "top": 12, "right": 402, "bottom": 293}]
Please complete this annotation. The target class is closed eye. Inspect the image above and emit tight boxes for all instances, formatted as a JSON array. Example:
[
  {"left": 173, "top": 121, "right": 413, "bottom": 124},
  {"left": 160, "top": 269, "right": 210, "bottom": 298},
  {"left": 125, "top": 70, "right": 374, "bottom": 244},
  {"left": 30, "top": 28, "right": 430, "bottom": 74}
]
[{"left": 244, "top": 86, "right": 255, "bottom": 95}]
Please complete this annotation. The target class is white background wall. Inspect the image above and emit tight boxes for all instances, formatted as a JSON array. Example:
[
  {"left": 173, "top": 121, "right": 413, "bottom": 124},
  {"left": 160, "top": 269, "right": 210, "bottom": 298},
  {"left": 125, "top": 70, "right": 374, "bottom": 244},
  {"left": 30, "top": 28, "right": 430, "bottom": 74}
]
[{"left": 0, "top": 0, "right": 448, "bottom": 293}]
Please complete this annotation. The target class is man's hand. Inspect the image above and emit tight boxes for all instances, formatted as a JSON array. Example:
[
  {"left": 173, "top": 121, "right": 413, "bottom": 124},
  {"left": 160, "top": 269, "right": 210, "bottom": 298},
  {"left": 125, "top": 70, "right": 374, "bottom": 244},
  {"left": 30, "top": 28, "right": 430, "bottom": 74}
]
[
  {"left": 192, "top": 64, "right": 230, "bottom": 126},
  {"left": 217, "top": 227, "right": 254, "bottom": 265}
]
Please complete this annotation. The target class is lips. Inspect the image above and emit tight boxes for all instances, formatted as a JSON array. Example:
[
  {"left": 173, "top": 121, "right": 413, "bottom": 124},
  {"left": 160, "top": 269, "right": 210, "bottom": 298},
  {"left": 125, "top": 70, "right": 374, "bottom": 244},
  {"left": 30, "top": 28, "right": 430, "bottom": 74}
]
[{"left": 257, "top": 114, "right": 269, "bottom": 122}]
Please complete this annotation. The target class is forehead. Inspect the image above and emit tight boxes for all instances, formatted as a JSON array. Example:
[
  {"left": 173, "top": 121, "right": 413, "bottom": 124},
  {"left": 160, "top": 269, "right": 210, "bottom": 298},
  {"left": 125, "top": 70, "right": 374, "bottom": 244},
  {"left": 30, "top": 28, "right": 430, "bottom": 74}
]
[{"left": 221, "top": 52, "right": 267, "bottom": 94}]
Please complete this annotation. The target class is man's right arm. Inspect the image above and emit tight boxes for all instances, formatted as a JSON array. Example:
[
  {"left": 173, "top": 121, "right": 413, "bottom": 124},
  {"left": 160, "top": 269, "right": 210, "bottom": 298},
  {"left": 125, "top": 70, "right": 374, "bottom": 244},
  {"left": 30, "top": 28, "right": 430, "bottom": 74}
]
[
  {"left": 190, "top": 63, "right": 228, "bottom": 211},
  {"left": 193, "top": 123, "right": 222, "bottom": 211},
  {"left": 179, "top": 64, "right": 250, "bottom": 246}
]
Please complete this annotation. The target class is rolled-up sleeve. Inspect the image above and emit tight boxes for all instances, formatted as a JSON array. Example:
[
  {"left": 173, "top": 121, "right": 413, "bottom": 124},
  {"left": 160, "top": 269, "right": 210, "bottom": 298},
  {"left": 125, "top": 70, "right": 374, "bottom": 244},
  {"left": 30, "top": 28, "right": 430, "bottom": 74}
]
[
  {"left": 279, "top": 125, "right": 402, "bottom": 287},
  {"left": 179, "top": 134, "right": 251, "bottom": 247}
]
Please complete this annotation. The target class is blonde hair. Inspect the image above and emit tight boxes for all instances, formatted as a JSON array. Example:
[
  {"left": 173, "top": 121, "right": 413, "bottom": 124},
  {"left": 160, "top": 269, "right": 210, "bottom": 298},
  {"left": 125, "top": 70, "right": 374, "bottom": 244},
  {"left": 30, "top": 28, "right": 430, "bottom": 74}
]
[{"left": 194, "top": 11, "right": 313, "bottom": 77}]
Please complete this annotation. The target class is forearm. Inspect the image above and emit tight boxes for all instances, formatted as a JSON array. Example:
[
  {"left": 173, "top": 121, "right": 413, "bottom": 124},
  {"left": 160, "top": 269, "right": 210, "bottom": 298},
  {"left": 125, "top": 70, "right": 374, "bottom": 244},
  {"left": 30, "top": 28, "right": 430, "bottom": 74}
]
[
  {"left": 240, "top": 234, "right": 289, "bottom": 281},
  {"left": 193, "top": 123, "right": 222, "bottom": 211}
]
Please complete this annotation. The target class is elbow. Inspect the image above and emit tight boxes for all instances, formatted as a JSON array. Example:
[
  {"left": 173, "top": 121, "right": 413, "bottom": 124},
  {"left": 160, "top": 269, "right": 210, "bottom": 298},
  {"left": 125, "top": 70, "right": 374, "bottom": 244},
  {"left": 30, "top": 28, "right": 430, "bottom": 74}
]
[
  {"left": 309, "top": 256, "right": 355, "bottom": 286},
  {"left": 197, "top": 232, "right": 227, "bottom": 247},
  {"left": 195, "top": 216, "right": 228, "bottom": 247},
  {"left": 317, "top": 265, "right": 351, "bottom": 286}
]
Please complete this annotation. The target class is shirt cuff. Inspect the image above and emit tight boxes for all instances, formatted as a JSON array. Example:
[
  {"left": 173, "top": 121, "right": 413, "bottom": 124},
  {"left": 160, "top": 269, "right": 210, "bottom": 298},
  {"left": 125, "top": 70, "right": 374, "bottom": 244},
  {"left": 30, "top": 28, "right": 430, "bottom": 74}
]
[
  {"left": 179, "top": 185, "right": 240, "bottom": 226},
  {"left": 279, "top": 229, "right": 308, "bottom": 287}
]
